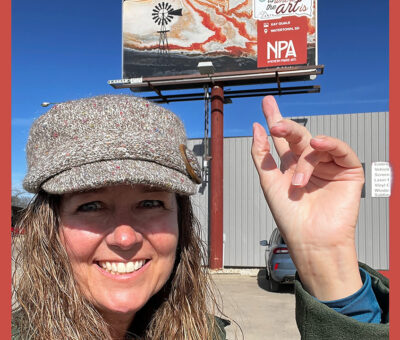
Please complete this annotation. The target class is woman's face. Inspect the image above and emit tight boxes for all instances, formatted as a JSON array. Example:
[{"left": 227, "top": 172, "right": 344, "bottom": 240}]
[{"left": 59, "top": 184, "right": 179, "bottom": 321}]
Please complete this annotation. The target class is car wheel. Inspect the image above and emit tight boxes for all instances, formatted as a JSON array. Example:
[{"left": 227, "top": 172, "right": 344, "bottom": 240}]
[
  {"left": 265, "top": 268, "right": 270, "bottom": 280},
  {"left": 268, "top": 278, "right": 280, "bottom": 292}
]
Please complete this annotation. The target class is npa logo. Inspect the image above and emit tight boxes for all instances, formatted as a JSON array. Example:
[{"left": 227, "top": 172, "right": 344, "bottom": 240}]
[
  {"left": 257, "top": 16, "right": 307, "bottom": 68},
  {"left": 267, "top": 40, "right": 296, "bottom": 59}
]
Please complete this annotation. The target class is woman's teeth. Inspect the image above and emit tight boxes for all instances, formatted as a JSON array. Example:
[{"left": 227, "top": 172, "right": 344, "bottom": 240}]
[{"left": 98, "top": 260, "right": 146, "bottom": 275}]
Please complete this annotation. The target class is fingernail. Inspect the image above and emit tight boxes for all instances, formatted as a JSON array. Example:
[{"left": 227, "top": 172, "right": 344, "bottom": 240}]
[
  {"left": 292, "top": 173, "right": 304, "bottom": 186},
  {"left": 313, "top": 137, "right": 325, "bottom": 142}
]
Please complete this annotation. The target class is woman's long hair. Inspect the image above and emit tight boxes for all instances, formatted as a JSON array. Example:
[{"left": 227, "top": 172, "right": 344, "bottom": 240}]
[{"left": 12, "top": 191, "right": 223, "bottom": 339}]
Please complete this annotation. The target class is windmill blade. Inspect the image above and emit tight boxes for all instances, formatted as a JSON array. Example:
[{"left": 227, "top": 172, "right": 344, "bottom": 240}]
[
  {"left": 161, "top": 2, "right": 165, "bottom": 9},
  {"left": 155, "top": 3, "right": 161, "bottom": 10},
  {"left": 166, "top": 3, "right": 172, "bottom": 10},
  {"left": 169, "top": 8, "right": 183, "bottom": 16}
]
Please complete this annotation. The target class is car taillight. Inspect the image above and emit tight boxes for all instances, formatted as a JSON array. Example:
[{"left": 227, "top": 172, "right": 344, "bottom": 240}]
[{"left": 273, "top": 247, "right": 289, "bottom": 254}]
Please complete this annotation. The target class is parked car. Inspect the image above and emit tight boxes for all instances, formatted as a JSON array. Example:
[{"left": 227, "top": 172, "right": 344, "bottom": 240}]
[{"left": 260, "top": 228, "right": 296, "bottom": 292}]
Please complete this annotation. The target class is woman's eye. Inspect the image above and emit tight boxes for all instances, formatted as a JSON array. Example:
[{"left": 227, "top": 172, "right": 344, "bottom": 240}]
[
  {"left": 139, "top": 200, "right": 164, "bottom": 209},
  {"left": 77, "top": 201, "right": 102, "bottom": 212}
]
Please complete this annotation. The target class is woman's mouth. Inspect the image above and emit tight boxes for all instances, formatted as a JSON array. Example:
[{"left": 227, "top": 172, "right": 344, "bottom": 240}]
[{"left": 96, "top": 260, "right": 148, "bottom": 275}]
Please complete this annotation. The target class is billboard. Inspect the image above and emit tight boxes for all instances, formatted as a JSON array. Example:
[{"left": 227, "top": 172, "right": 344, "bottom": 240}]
[{"left": 122, "top": 0, "right": 317, "bottom": 80}]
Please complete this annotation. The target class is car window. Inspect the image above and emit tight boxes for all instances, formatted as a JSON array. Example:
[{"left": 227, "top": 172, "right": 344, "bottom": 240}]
[
  {"left": 269, "top": 229, "right": 277, "bottom": 244},
  {"left": 269, "top": 229, "right": 289, "bottom": 246}
]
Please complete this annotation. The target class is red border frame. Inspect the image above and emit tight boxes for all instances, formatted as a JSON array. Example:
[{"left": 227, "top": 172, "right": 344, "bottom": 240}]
[
  {"left": 389, "top": 0, "right": 398, "bottom": 338},
  {"left": 4, "top": 0, "right": 396, "bottom": 337},
  {"left": 2, "top": 0, "right": 11, "bottom": 336}
]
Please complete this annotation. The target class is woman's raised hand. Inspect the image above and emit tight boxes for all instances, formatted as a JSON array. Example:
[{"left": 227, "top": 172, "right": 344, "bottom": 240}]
[{"left": 251, "top": 96, "right": 364, "bottom": 301}]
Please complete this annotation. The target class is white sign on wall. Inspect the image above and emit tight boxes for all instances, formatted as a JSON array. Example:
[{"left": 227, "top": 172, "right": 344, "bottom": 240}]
[{"left": 371, "top": 162, "right": 392, "bottom": 198}]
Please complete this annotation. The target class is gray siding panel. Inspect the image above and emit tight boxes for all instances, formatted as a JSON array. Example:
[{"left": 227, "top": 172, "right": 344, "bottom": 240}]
[
  {"left": 187, "top": 139, "right": 209, "bottom": 265},
  {"left": 364, "top": 113, "right": 373, "bottom": 265},
  {"left": 371, "top": 113, "right": 380, "bottom": 268},
  {"left": 190, "top": 112, "right": 389, "bottom": 269},
  {"left": 222, "top": 137, "right": 271, "bottom": 267},
  {"left": 353, "top": 114, "right": 364, "bottom": 262}
]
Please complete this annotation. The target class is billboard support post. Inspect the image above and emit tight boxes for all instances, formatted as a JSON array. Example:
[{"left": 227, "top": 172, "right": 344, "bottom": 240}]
[{"left": 210, "top": 85, "right": 224, "bottom": 269}]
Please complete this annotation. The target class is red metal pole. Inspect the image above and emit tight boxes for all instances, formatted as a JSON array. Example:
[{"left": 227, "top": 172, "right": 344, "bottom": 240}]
[{"left": 210, "top": 85, "right": 224, "bottom": 269}]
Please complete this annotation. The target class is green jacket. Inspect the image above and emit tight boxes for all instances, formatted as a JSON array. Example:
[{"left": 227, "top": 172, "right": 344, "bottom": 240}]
[
  {"left": 294, "top": 262, "right": 389, "bottom": 340},
  {"left": 12, "top": 263, "right": 389, "bottom": 340}
]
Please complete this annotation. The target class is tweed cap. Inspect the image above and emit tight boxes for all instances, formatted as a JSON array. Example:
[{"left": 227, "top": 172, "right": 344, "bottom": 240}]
[{"left": 23, "top": 95, "right": 202, "bottom": 195}]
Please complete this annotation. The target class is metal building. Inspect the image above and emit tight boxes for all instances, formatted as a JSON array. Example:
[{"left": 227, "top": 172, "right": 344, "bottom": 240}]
[{"left": 188, "top": 111, "right": 389, "bottom": 270}]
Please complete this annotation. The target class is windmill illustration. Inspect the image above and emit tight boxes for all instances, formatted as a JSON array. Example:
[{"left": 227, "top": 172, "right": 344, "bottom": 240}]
[{"left": 152, "top": 2, "right": 183, "bottom": 54}]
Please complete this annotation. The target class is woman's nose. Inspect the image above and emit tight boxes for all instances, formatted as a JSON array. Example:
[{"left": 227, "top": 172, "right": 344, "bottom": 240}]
[{"left": 105, "top": 223, "right": 143, "bottom": 250}]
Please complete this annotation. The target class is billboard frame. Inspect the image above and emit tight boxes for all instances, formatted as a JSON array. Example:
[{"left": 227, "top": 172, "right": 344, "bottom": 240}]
[
  {"left": 142, "top": 84, "right": 321, "bottom": 103},
  {"left": 109, "top": 64, "right": 324, "bottom": 103}
]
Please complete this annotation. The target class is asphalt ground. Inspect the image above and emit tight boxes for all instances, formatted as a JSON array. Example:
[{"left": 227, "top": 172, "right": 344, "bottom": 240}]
[{"left": 211, "top": 270, "right": 300, "bottom": 340}]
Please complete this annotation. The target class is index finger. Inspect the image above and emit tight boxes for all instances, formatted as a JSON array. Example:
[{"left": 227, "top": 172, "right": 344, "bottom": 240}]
[{"left": 261, "top": 96, "right": 290, "bottom": 158}]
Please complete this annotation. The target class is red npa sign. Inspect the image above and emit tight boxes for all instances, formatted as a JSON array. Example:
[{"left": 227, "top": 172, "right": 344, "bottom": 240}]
[{"left": 257, "top": 16, "right": 308, "bottom": 68}]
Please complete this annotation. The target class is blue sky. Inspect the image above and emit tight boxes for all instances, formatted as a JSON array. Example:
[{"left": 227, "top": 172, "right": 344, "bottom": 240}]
[{"left": 12, "top": 0, "right": 389, "bottom": 192}]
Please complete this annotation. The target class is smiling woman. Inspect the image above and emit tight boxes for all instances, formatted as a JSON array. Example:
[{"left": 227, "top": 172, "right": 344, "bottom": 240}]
[
  {"left": 59, "top": 185, "right": 179, "bottom": 337},
  {"left": 13, "top": 188, "right": 218, "bottom": 339},
  {"left": 12, "top": 95, "right": 225, "bottom": 340},
  {"left": 12, "top": 95, "right": 389, "bottom": 340}
]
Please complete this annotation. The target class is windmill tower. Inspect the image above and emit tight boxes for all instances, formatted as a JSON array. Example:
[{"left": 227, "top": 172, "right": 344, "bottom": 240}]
[{"left": 152, "top": 2, "right": 183, "bottom": 54}]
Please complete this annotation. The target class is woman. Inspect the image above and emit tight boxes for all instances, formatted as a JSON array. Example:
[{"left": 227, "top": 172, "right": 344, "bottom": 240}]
[{"left": 12, "top": 95, "right": 388, "bottom": 339}]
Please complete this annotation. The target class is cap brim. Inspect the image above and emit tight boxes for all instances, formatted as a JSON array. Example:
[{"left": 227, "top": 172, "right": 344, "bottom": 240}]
[{"left": 41, "top": 159, "right": 198, "bottom": 195}]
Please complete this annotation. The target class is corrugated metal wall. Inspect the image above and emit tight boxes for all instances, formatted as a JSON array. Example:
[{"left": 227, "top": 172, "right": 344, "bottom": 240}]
[{"left": 188, "top": 111, "right": 389, "bottom": 269}]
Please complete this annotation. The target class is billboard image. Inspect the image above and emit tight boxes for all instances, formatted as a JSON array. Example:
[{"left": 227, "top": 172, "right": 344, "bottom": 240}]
[{"left": 123, "top": 0, "right": 317, "bottom": 79}]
